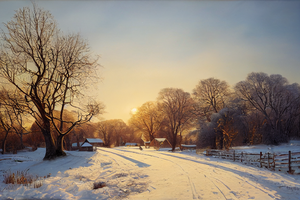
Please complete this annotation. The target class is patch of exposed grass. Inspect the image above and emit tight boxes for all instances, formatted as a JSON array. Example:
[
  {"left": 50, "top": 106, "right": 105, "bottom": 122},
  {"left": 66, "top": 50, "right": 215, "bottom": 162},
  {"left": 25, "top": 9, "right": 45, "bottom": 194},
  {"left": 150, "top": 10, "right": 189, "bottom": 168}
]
[
  {"left": 3, "top": 170, "right": 36, "bottom": 185},
  {"left": 3, "top": 170, "right": 51, "bottom": 188}
]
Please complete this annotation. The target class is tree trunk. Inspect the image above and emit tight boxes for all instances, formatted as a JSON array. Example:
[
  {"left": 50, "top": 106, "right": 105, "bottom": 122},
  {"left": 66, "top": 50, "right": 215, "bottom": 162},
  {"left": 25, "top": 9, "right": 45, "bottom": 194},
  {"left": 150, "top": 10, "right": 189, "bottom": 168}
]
[
  {"left": 171, "top": 133, "right": 177, "bottom": 152},
  {"left": 43, "top": 128, "right": 57, "bottom": 160},
  {"left": 56, "top": 134, "right": 67, "bottom": 157},
  {"left": 1, "top": 131, "right": 9, "bottom": 154},
  {"left": 19, "top": 134, "right": 25, "bottom": 149}
]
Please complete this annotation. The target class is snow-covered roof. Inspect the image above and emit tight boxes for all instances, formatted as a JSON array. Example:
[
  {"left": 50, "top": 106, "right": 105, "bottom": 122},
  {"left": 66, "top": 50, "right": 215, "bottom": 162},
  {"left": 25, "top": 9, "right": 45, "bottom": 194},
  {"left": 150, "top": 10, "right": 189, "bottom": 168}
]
[
  {"left": 181, "top": 144, "right": 197, "bottom": 148},
  {"left": 144, "top": 141, "right": 151, "bottom": 144},
  {"left": 155, "top": 138, "right": 166, "bottom": 143},
  {"left": 81, "top": 142, "right": 93, "bottom": 147},
  {"left": 125, "top": 143, "right": 137, "bottom": 146},
  {"left": 72, "top": 142, "right": 83, "bottom": 147},
  {"left": 86, "top": 138, "right": 103, "bottom": 143}
]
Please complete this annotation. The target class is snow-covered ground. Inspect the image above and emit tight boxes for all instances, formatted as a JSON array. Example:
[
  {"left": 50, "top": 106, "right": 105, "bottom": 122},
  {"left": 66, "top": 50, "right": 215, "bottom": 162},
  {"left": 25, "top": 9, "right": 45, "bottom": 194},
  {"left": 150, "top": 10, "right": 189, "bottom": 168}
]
[{"left": 0, "top": 142, "right": 300, "bottom": 199}]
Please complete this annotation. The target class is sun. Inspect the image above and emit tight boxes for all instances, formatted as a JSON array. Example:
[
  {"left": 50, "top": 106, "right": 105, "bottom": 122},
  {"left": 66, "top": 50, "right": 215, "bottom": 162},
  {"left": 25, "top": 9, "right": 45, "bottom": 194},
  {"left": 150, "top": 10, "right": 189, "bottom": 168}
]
[{"left": 131, "top": 108, "right": 138, "bottom": 114}]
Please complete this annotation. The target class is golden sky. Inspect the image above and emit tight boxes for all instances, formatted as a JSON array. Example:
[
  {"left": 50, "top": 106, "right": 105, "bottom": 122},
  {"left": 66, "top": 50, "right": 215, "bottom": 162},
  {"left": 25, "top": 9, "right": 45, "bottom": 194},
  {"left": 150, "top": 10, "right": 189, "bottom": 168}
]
[{"left": 1, "top": 1, "right": 300, "bottom": 123}]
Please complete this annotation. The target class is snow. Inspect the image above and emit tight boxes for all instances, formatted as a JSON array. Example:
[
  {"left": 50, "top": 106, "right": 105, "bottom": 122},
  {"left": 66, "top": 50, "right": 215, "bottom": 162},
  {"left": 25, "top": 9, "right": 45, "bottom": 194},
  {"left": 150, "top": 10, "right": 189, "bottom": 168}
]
[
  {"left": 86, "top": 138, "right": 104, "bottom": 144},
  {"left": 81, "top": 143, "right": 93, "bottom": 147},
  {"left": 181, "top": 144, "right": 197, "bottom": 148},
  {"left": 155, "top": 138, "right": 167, "bottom": 143},
  {"left": 232, "top": 140, "right": 300, "bottom": 154},
  {"left": 125, "top": 143, "right": 138, "bottom": 146},
  {"left": 1, "top": 142, "right": 300, "bottom": 199}
]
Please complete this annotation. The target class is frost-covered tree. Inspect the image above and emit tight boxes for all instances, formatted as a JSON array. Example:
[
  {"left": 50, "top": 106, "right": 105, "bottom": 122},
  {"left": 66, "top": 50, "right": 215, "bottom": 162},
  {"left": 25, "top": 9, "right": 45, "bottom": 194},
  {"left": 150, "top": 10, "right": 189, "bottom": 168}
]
[{"left": 235, "top": 72, "right": 300, "bottom": 144}]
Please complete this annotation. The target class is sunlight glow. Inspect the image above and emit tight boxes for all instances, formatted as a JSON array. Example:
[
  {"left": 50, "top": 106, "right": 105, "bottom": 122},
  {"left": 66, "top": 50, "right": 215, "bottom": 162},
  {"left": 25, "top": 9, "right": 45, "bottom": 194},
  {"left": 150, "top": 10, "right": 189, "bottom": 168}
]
[{"left": 131, "top": 108, "right": 138, "bottom": 114}]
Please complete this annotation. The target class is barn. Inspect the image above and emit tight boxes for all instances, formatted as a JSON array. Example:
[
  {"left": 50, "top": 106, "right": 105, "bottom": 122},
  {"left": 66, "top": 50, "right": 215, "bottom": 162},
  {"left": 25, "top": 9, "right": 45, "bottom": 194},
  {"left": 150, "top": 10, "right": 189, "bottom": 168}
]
[
  {"left": 79, "top": 138, "right": 104, "bottom": 151},
  {"left": 150, "top": 138, "right": 172, "bottom": 150},
  {"left": 80, "top": 142, "right": 93, "bottom": 151},
  {"left": 83, "top": 138, "right": 104, "bottom": 147}
]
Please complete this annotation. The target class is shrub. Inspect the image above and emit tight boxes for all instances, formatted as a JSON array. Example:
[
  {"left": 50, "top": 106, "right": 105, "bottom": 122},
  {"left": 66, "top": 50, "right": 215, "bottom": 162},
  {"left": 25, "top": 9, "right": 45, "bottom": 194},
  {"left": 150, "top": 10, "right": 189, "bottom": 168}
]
[
  {"left": 93, "top": 181, "right": 106, "bottom": 189},
  {"left": 3, "top": 170, "right": 49, "bottom": 188}
]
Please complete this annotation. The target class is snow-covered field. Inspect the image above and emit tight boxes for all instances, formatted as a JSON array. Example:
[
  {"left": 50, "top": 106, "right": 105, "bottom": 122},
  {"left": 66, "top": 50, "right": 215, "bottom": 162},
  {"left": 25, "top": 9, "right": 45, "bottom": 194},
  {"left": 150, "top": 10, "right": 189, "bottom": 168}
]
[{"left": 1, "top": 142, "right": 300, "bottom": 199}]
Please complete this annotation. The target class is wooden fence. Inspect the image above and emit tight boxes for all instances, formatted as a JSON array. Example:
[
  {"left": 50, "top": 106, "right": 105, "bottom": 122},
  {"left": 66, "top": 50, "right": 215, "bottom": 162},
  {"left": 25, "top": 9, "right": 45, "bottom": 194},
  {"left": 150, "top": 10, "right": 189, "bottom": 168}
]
[{"left": 205, "top": 149, "right": 300, "bottom": 174}]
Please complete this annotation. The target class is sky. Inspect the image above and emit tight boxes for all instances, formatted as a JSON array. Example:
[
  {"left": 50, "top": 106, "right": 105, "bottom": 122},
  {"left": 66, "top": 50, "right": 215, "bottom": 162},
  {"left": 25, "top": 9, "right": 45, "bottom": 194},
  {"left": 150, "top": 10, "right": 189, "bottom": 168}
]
[{"left": 0, "top": 1, "right": 300, "bottom": 123}]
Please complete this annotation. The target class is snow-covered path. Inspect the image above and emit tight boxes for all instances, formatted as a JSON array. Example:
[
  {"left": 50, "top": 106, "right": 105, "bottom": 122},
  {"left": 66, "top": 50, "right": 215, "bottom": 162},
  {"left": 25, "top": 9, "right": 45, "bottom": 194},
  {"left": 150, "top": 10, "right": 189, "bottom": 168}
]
[
  {"left": 100, "top": 147, "right": 296, "bottom": 200},
  {"left": 1, "top": 147, "right": 300, "bottom": 199}
]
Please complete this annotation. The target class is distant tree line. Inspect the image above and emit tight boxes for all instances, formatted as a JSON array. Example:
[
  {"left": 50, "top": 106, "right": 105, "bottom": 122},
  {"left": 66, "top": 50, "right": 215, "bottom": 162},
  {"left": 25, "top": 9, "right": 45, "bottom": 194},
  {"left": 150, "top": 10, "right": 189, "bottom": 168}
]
[{"left": 129, "top": 73, "right": 300, "bottom": 150}]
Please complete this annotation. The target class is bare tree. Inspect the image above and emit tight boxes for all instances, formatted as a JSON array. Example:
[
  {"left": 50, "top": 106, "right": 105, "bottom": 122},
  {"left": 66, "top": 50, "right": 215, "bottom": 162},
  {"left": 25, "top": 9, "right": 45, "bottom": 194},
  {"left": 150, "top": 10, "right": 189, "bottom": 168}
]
[
  {"left": 157, "top": 88, "right": 194, "bottom": 151},
  {"left": 97, "top": 119, "right": 126, "bottom": 147},
  {"left": 0, "top": 89, "right": 29, "bottom": 153},
  {"left": 0, "top": 5, "right": 104, "bottom": 159},
  {"left": 235, "top": 72, "right": 300, "bottom": 144},
  {"left": 128, "top": 101, "right": 164, "bottom": 142},
  {"left": 0, "top": 90, "right": 14, "bottom": 154},
  {"left": 216, "top": 109, "right": 239, "bottom": 150},
  {"left": 192, "top": 78, "right": 231, "bottom": 122}
]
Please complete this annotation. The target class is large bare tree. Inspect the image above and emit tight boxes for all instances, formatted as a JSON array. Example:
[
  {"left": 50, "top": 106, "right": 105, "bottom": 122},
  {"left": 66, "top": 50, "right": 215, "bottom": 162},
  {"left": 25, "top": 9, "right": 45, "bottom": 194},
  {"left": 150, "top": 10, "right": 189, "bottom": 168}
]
[
  {"left": 0, "top": 5, "right": 104, "bottom": 159},
  {"left": 157, "top": 88, "right": 194, "bottom": 151},
  {"left": 128, "top": 101, "right": 164, "bottom": 142}
]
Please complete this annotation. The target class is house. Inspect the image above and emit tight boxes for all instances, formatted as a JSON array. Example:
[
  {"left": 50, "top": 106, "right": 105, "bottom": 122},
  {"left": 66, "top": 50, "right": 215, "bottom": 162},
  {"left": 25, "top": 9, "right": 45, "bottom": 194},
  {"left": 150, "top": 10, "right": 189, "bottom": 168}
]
[
  {"left": 79, "top": 138, "right": 104, "bottom": 151},
  {"left": 150, "top": 138, "right": 172, "bottom": 150},
  {"left": 80, "top": 142, "right": 93, "bottom": 151},
  {"left": 83, "top": 138, "right": 104, "bottom": 147}
]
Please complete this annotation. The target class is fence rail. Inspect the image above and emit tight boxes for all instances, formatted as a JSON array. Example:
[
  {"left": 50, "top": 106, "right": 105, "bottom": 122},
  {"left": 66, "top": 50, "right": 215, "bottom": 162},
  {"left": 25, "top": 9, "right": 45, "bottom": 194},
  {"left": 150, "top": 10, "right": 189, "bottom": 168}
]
[{"left": 205, "top": 149, "right": 300, "bottom": 174}]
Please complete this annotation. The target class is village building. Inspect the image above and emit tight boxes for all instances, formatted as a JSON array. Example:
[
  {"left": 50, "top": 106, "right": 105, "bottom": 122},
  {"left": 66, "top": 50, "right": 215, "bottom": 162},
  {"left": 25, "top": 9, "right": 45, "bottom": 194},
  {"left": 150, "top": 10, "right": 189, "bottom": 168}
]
[
  {"left": 149, "top": 138, "right": 172, "bottom": 150},
  {"left": 83, "top": 138, "right": 104, "bottom": 147},
  {"left": 80, "top": 142, "right": 93, "bottom": 151},
  {"left": 79, "top": 138, "right": 104, "bottom": 151}
]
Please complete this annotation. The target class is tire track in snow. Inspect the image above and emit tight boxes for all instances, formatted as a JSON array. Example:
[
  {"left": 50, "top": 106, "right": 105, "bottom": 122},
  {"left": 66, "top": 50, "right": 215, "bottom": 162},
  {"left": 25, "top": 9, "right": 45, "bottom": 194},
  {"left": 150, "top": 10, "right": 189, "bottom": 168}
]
[
  {"left": 108, "top": 148, "right": 280, "bottom": 199},
  {"left": 156, "top": 151, "right": 281, "bottom": 199},
  {"left": 115, "top": 148, "right": 237, "bottom": 199},
  {"left": 115, "top": 148, "right": 241, "bottom": 199},
  {"left": 105, "top": 148, "right": 230, "bottom": 199}
]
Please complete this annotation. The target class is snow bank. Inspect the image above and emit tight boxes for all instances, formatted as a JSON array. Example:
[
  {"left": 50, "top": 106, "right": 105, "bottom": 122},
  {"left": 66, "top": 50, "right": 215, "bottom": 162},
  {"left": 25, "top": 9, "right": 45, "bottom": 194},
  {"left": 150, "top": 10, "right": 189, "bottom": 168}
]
[{"left": 0, "top": 148, "right": 148, "bottom": 199}]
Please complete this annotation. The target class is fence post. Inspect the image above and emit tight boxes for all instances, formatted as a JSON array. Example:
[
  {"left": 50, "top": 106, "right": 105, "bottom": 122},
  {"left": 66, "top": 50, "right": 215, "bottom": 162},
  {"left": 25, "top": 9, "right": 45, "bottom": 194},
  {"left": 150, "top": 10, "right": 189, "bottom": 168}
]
[
  {"left": 267, "top": 152, "right": 270, "bottom": 169},
  {"left": 241, "top": 152, "right": 243, "bottom": 162},
  {"left": 233, "top": 150, "right": 235, "bottom": 162},
  {"left": 260, "top": 152, "right": 262, "bottom": 168},
  {"left": 288, "top": 151, "right": 291, "bottom": 174},
  {"left": 273, "top": 153, "right": 275, "bottom": 170}
]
